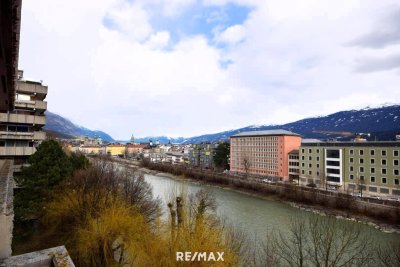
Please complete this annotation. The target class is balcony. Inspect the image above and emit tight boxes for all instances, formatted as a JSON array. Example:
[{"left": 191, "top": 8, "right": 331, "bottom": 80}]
[
  {"left": 0, "top": 146, "right": 36, "bottom": 156},
  {"left": 0, "top": 113, "right": 46, "bottom": 125},
  {"left": 14, "top": 100, "right": 47, "bottom": 111},
  {"left": 17, "top": 81, "right": 48, "bottom": 100},
  {"left": 0, "top": 131, "right": 46, "bottom": 140}
]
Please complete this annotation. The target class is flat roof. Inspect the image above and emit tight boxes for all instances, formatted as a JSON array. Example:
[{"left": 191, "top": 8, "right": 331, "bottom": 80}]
[
  {"left": 301, "top": 141, "right": 400, "bottom": 148},
  {"left": 231, "top": 129, "right": 300, "bottom": 137}
]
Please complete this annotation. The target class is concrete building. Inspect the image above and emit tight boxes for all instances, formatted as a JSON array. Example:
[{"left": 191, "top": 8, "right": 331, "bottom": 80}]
[
  {"left": 0, "top": 70, "right": 47, "bottom": 159},
  {"left": 299, "top": 141, "right": 400, "bottom": 197},
  {"left": 230, "top": 130, "right": 301, "bottom": 180},
  {"left": 288, "top": 150, "right": 300, "bottom": 183},
  {"left": 188, "top": 143, "right": 218, "bottom": 169},
  {"left": 0, "top": 0, "right": 22, "bottom": 258}
]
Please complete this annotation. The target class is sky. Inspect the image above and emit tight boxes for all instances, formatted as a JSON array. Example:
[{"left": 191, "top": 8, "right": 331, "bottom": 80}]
[{"left": 19, "top": 0, "right": 400, "bottom": 140}]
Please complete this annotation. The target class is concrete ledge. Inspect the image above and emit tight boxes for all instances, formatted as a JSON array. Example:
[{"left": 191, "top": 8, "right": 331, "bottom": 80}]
[{"left": 0, "top": 246, "right": 75, "bottom": 267}]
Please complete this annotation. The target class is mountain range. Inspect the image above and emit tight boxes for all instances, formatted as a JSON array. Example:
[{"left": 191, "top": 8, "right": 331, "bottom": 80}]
[
  {"left": 44, "top": 111, "right": 114, "bottom": 142},
  {"left": 46, "top": 104, "right": 400, "bottom": 143}
]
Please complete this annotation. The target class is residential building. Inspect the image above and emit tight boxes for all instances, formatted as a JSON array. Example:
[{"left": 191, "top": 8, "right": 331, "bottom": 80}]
[
  {"left": 188, "top": 143, "right": 218, "bottom": 169},
  {"left": 80, "top": 144, "right": 103, "bottom": 155},
  {"left": 126, "top": 143, "right": 146, "bottom": 157},
  {"left": 288, "top": 150, "right": 300, "bottom": 183},
  {"left": 299, "top": 141, "right": 400, "bottom": 197},
  {"left": 230, "top": 130, "right": 301, "bottom": 180},
  {"left": 0, "top": 70, "right": 47, "bottom": 159},
  {"left": 106, "top": 143, "right": 126, "bottom": 157}
]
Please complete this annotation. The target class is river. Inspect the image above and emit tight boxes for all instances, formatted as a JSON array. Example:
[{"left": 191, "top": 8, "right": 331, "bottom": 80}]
[{"left": 144, "top": 173, "right": 398, "bottom": 245}]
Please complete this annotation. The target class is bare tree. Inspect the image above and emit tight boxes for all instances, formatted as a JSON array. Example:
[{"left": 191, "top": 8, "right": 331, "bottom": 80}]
[
  {"left": 242, "top": 157, "right": 251, "bottom": 179},
  {"left": 119, "top": 169, "right": 161, "bottom": 223},
  {"left": 376, "top": 240, "right": 400, "bottom": 267},
  {"left": 268, "top": 215, "right": 375, "bottom": 267}
]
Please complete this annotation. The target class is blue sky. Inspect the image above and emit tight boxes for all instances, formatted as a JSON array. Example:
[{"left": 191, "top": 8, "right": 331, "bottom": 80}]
[{"left": 20, "top": 0, "right": 400, "bottom": 139}]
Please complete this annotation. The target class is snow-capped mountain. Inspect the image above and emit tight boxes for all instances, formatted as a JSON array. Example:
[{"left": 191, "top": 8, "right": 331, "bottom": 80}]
[
  {"left": 45, "top": 104, "right": 400, "bottom": 144},
  {"left": 44, "top": 111, "right": 115, "bottom": 142}
]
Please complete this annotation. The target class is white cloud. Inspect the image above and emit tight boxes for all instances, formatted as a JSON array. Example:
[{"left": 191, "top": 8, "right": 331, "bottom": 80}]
[
  {"left": 19, "top": 0, "right": 400, "bottom": 139},
  {"left": 216, "top": 24, "right": 246, "bottom": 44},
  {"left": 147, "top": 31, "right": 171, "bottom": 49}
]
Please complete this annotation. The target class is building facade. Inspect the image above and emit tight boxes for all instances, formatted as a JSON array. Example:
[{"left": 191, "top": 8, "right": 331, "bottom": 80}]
[
  {"left": 0, "top": 70, "right": 47, "bottom": 158},
  {"left": 299, "top": 141, "right": 400, "bottom": 197},
  {"left": 230, "top": 130, "right": 301, "bottom": 180},
  {"left": 288, "top": 150, "right": 300, "bottom": 183},
  {"left": 188, "top": 143, "right": 218, "bottom": 169}
]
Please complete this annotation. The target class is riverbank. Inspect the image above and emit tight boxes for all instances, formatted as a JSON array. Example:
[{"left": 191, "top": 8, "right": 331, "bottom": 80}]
[{"left": 115, "top": 159, "right": 400, "bottom": 233}]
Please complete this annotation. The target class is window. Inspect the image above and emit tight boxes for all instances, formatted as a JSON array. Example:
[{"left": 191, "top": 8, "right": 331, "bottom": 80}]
[
  {"left": 371, "top": 167, "right": 375, "bottom": 173},
  {"left": 317, "top": 171, "right": 320, "bottom": 176},
  {"left": 382, "top": 177, "right": 387, "bottom": 184},
  {"left": 350, "top": 149, "right": 354, "bottom": 155},
  {"left": 350, "top": 174, "right": 354, "bottom": 180},
  {"left": 360, "top": 166, "right": 364, "bottom": 173},
  {"left": 359, "top": 158, "right": 364, "bottom": 164},
  {"left": 301, "top": 156, "right": 305, "bottom": 160},
  {"left": 360, "top": 175, "right": 364, "bottom": 181},
  {"left": 301, "top": 149, "right": 305, "bottom": 153},
  {"left": 395, "top": 170, "right": 399, "bottom": 176},
  {"left": 309, "top": 156, "right": 312, "bottom": 160},
  {"left": 350, "top": 166, "right": 354, "bottom": 172},
  {"left": 394, "top": 150, "right": 399, "bottom": 157},
  {"left": 394, "top": 160, "right": 399, "bottom": 166},
  {"left": 350, "top": 157, "right": 354, "bottom": 163},
  {"left": 370, "top": 176, "right": 375, "bottom": 183},
  {"left": 382, "top": 150, "right": 387, "bottom": 156},
  {"left": 301, "top": 170, "right": 305, "bottom": 174},
  {"left": 395, "top": 179, "right": 399, "bottom": 185},
  {"left": 309, "top": 163, "right": 312, "bottom": 168},
  {"left": 382, "top": 168, "right": 387, "bottom": 175},
  {"left": 308, "top": 171, "right": 312, "bottom": 175},
  {"left": 327, "top": 149, "right": 340, "bottom": 158},
  {"left": 309, "top": 149, "right": 312, "bottom": 153},
  {"left": 316, "top": 149, "right": 320, "bottom": 153},
  {"left": 370, "top": 158, "right": 375, "bottom": 164},
  {"left": 370, "top": 149, "right": 375, "bottom": 156},
  {"left": 316, "top": 156, "right": 320, "bottom": 161},
  {"left": 381, "top": 159, "right": 387, "bottom": 165},
  {"left": 359, "top": 149, "right": 364, "bottom": 155},
  {"left": 317, "top": 164, "right": 320, "bottom": 168}
]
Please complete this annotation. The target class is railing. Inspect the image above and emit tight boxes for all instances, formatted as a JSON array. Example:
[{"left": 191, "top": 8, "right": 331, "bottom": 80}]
[
  {"left": 0, "top": 147, "right": 36, "bottom": 156},
  {"left": 14, "top": 100, "right": 47, "bottom": 110},
  {"left": 0, "top": 131, "right": 46, "bottom": 140},
  {"left": 17, "top": 82, "right": 48, "bottom": 95},
  {"left": 0, "top": 113, "right": 46, "bottom": 125}
]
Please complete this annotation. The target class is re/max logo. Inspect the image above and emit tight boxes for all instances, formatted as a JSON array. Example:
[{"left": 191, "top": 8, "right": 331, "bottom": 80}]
[{"left": 176, "top": 252, "right": 224, "bottom": 262}]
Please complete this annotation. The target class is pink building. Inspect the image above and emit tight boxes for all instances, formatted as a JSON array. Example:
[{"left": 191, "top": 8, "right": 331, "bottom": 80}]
[{"left": 230, "top": 130, "right": 302, "bottom": 181}]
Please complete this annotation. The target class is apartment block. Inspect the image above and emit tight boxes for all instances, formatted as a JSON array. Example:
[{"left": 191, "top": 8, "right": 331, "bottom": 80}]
[
  {"left": 299, "top": 141, "right": 400, "bottom": 197},
  {"left": 230, "top": 130, "right": 301, "bottom": 180},
  {"left": 188, "top": 143, "right": 218, "bottom": 169},
  {"left": 0, "top": 70, "right": 47, "bottom": 158}
]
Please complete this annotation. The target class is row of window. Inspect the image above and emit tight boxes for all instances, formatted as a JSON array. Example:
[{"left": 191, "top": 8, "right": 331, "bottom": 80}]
[
  {"left": 349, "top": 175, "right": 400, "bottom": 185},
  {"left": 349, "top": 166, "right": 399, "bottom": 175},
  {"left": 349, "top": 158, "right": 399, "bottom": 166},
  {"left": 233, "top": 137, "right": 279, "bottom": 141},
  {"left": 232, "top": 148, "right": 279, "bottom": 152},
  {"left": 349, "top": 149, "right": 398, "bottom": 157},
  {"left": 232, "top": 142, "right": 279, "bottom": 146},
  {"left": 301, "top": 148, "right": 399, "bottom": 157}
]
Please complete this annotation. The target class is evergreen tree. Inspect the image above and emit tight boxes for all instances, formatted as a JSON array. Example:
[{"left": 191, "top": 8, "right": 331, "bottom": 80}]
[
  {"left": 214, "top": 142, "right": 230, "bottom": 170},
  {"left": 14, "top": 140, "right": 87, "bottom": 220}
]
